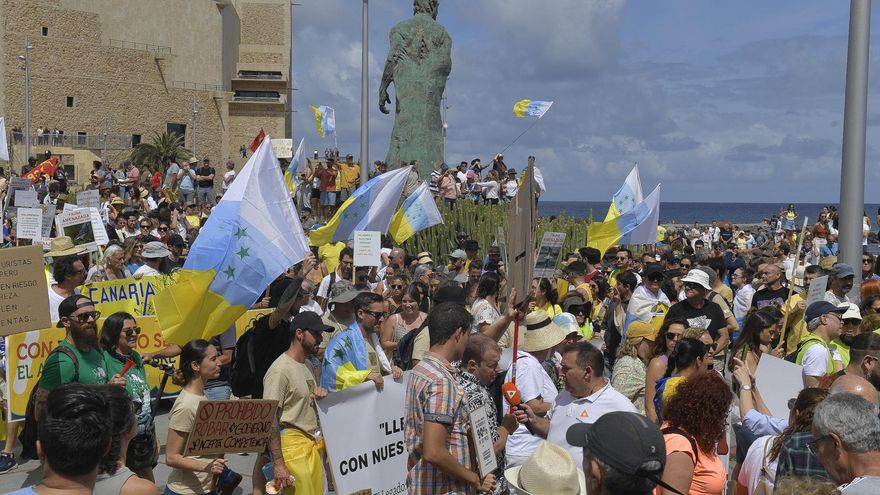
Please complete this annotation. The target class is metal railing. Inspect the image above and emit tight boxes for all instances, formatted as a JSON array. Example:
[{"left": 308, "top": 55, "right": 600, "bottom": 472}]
[
  {"left": 8, "top": 133, "right": 135, "bottom": 150},
  {"left": 109, "top": 39, "right": 172, "bottom": 54},
  {"left": 237, "top": 71, "right": 284, "bottom": 80},
  {"left": 172, "top": 80, "right": 225, "bottom": 92},
  {"left": 232, "top": 95, "right": 283, "bottom": 102}
]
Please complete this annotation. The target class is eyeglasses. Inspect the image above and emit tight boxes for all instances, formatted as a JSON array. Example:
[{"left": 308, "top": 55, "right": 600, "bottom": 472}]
[
  {"left": 69, "top": 311, "right": 101, "bottom": 323},
  {"left": 615, "top": 257, "right": 628, "bottom": 261},
  {"left": 362, "top": 309, "right": 388, "bottom": 320},
  {"left": 122, "top": 326, "right": 142, "bottom": 337}
]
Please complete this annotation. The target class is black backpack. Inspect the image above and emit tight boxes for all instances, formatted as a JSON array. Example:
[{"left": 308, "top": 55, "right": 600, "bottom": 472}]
[
  {"left": 230, "top": 314, "right": 284, "bottom": 398},
  {"left": 19, "top": 345, "right": 79, "bottom": 460}
]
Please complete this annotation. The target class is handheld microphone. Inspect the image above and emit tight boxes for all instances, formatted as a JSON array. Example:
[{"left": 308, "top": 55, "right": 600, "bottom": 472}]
[{"left": 502, "top": 382, "right": 535, "bottom": 434}]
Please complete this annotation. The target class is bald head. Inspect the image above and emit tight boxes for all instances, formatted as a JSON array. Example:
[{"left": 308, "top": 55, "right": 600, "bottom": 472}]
[
  {"left": 831, "top": 374, "right": 880, "bottom": 407},
  {"left": 390, "top": 247, "right": 406, "bottom": 266}
]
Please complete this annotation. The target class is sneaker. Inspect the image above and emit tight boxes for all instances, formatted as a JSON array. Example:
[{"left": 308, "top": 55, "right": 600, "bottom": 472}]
[{"left": 0, "top": 452, "right": 17, "bottom": 474}]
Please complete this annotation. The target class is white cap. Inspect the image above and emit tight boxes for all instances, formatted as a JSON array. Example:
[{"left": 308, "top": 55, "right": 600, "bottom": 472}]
[{"left": 681, "top": 269, "right": 711, "bottom": 290}]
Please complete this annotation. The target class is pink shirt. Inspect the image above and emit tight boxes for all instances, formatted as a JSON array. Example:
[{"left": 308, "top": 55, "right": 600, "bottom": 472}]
[
  {"left": 127, "top": 167, "right": 140, "bottom": 185},
  {"left": 438, "top": 175, "right": 458, "bottom": 200}
]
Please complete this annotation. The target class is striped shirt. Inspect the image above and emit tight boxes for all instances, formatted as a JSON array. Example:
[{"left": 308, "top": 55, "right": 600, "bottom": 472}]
[{"left": 405, "top": 352, "right": 474, "bottom": 495}]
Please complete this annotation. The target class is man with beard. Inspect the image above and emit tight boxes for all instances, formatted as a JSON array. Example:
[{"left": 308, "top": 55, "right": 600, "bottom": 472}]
[
  {"left": 263, "top": 312, "right": 332, "bottom": 495},
  {"left": 836, "top": 332, "right": 880, "bottom": 390},
  {"left": 34, "top": 295, "right": 124, "bottom": 419},
  {"left": 832, "top": 303, "right": 863, "bottom": 368},
  {"left": 826, "top": 263, "right": 855, "bottom": 306}
]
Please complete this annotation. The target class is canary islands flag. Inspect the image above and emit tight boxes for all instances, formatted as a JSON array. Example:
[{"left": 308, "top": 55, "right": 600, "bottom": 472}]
[
  {"left": 604, "top": 164, "right": 643, "bottom": 221},
  {"left": 513, "top": 99, "right": 553, "bottom": 118},
  {"left": 310, "top": 105, "right": 335, "bottom": 138},
  {"left": 320, "top": 323, "right": 373, "bottom": 392},
  {"left": 284, "top": 137, "right": 305, "bottom": 195},
  {"left": 587, "top": 184, "right": 661, "bottom": 256},
  {"left": 308, "top": 166, "right": 410, "bottom": 246},
  {"left": 389, "top": 182, "right": 444, "bottom": 244},
  {"left": 155, "top": 136, "right": 309, "bottom": 344}
]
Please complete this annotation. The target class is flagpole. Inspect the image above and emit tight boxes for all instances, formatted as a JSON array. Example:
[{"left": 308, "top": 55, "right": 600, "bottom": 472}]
[
  {"left": 498, "top": 118, "right": 540, "bottom": 156},
  {"left": 359, "top": 0, "right": 370, "bottom": 184}
]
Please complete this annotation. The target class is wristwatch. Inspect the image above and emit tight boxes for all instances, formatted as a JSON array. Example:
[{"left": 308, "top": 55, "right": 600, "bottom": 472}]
[{"left": 741, "top": 384, "right": 753, "bottom": 391}]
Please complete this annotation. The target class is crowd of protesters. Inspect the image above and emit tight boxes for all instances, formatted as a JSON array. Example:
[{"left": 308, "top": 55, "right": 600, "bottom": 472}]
[{"left": 2, "top": 149, "right": 880, "bottom": 495}]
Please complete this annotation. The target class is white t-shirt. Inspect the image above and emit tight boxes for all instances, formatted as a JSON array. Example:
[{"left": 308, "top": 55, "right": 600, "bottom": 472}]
[
  {"left": 475, "top": 181, "right": 500, "bottom": 200},
  {"left": 48, "top": 286, "right": 66, "bottom": 322},
  {"left": 317, "top": 271, "right": 343, "bottom": 301},
  {"left": 802, "top": 342, "right": 832, "bottom": 381},
  {"left": 222, "top": 170, "right": 235, "bottom": 192},
  {"left": 504, "top": 351, "right": 558, "bottom": 460},
  {"left": 738, "top": 435, "right": 778, "bottom": 495},
  {"left": 546, "top": 383, "right": 637, "bottom": 467},
  {"left": 134, "top": 264, "right": 161, "bottom": 277}
]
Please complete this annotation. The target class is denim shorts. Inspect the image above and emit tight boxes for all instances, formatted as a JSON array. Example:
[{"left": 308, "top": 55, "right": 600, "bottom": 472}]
[{"left": 320, "top": 191, "right": 337, "bottom": 206}]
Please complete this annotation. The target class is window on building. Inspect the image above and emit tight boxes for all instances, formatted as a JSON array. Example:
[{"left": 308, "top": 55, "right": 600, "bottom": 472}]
[
  {"left": 41, "top": 27, "right": 48, "bottom": 36},
  {"left": 77, "top": 132, "right": 87, "bottom": 146},
  {"left": 166, "top": 123, "right": 187, "bottom": 141},
  {"left": 64, "top": 164, "right": 75, "bottom": 182},
  {"left": 233, "top": 90, "right": 280, "bottom": 101},
  {"left": 131, "top": 134, "right": 142, "bottom": 147},
  {"left": 66, "top": 96, "right": 74, "bottom": 107}
]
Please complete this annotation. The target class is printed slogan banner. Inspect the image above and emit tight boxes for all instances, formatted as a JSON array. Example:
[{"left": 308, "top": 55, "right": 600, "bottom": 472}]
[
  {"left": 184, "top": 399, "right": 278, "bottom": 456},
  {"left": 317, "top": 375, "right": 408, "bottom": 495},
  {"left": 80, "top": 275, "right": 177, "bottom": 316},
  {"left": 5, "top": 309, "right": 272, "bottom": 421}
]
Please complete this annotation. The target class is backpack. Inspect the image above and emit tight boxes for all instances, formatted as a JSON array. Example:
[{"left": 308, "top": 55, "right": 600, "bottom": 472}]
[
  {"left": 19, "top": 345, "right": 79, "bottom": 460},
  {"left": 230, "top": 314, "right": 285, "bottom": 398},
  {"left": 661, "top": 426, "right": 700, "bottom": 464},
  {"left": 393, "top": 328, "right": 421, "bottom": 371}
]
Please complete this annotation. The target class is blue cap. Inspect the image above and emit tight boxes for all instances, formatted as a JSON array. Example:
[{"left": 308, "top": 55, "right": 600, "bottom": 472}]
[{"left": 804, "top": 301, "right": 848, "bottom": 322}]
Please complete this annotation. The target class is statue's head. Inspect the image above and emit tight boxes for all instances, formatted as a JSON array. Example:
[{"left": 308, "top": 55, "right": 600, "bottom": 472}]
[{"left": 413, "top": 0, "right": 439, "bottom": 20}]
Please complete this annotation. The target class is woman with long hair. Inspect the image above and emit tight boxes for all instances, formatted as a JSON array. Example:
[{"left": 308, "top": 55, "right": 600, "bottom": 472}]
[
  {"left": 413, "top": 281, "right": 431, "bottom": 313},
  {"left": 860, "top": 280, "right": 880, "bottom": 304},
  {"left": 735, "top": 387, "right": 829, "bottom": 495},
  {"left": 384, "top": 274, "right": 408, "bottom": 315},
  {"left": 86, "top": 244, "right": 132, "bottom": 283},
  {"left": 653, "top": 337, "right": 709, "bottom": 425},
  {"left": 658, "top": 373, "right": 734, "bottom": 495},
  {"left": 470, "top": 273, "right": 503, "bottom": 334},
  {"left": 122, "top": 237, "right": 144, "bottom": 274},
  {"left": 93, "top": 385, "right": 158, "bottom": 495},
  {"left": 645, "top": 318, "right": 687, "bottom": 424},
  {"left": 99, "top": 312, "right": 157, "bottom": 482},
  {"left": 164, "top": 340, "right": 240, "bottom": 495},
  {"left": 529, "top": 277, "right": 561, "bottom": 316},
  {"left": 611, "top": 321, "right": 655, "bottom": 414},
  {"left": 728, "top": 306, "right": 784, "bottom": 374},
  {"left": 860, "top": 294, "right": 880, "bottom": 316},
  {"left": 380, "top": 285, "right": 427, "bottom": 357}
]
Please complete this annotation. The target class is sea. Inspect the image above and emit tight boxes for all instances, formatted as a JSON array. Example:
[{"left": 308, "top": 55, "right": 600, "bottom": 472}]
[{"left": 538, "top": 201, "right": 880, "bottom": 226}]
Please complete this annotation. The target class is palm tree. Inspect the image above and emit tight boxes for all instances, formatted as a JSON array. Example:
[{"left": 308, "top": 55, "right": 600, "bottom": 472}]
[{"left": 129, "top": 131, "right": 191, "bottom": 170}]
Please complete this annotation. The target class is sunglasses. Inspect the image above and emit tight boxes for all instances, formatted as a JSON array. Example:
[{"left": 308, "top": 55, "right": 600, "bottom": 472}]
[
  {"left": 122, "top": 326, "right": 142, "bottom": 337},
  {"left": 140, "top": 225, "right": 151, "bottom": 230},
  {"left": 666, "top": 332, "right": 682, "bottom": 341},
  {"left": 391, "top": 284, "right": 404, "bottom": 289},
  {"left": 680, "top": 263, "right": 692, "bottom": 269},
  {"left": 69, "top": 311, "right": 101, "bottom": 323},
  {"left": 864, "top": 259, "right": 873, "bottom": 264},
  {"left": 158, "top": 227, "right": 169, "bottom": 232},
  {"left": 362, "top": 309, "right": 388, "bottom": 320},
  {"left": 684, "top": 282, "right": 703, "bottom": 290}
]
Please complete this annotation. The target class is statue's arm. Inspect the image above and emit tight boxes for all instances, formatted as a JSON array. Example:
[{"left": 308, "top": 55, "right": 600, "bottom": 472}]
[{"left": 379, "top": 29, "right": 404, "bottom": 114}]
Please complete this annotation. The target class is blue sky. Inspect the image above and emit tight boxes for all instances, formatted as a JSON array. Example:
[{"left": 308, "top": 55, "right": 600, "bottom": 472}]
[{"left": 292, "top": 1, "right": 880, "bottom": 203}]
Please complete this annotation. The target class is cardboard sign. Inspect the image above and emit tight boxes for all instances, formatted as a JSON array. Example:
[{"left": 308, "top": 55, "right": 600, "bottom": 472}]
[
  {"left": 40, "top": 204, "right": 55, "bottom": 240},
  {"left": 508, "top": 165, "right": 536, "bottom": 306},
  {"left": 55, "top": 207, "right": 108, "bottom": 252},
  {"left": 353, "top": 230, "right": 381, "bottom": 267},
  {"left": 806, "top": 275, "right": 829, "bottom": 307},
  {"left": 76, "top": 189, "right": 100, "bottom": 210},
  {"left": 533, "top": 231, "right": 566, "bottom": 279},
  {"left": 468, "top": 404, "right": 498, "bottom": 477},
  {"left": 271, "top": 138, "right": 294, "bottom": 159},
  {"left": 5, "top": 178, "right": 33, "bottom": 210},
  {"left": 318, "top": 377, "right": 408, "bottom": 495},
  {"left": 184, "top": 399, "right": 278, "bottom": 456},
  {"left": 15, "top": 207, "right": 42, "bottom": 241},
  {"left": 13, "top": 190, "right": 38, "bottom": 208},
  {"left": 497, "top": 226, "right": 508, "bottom": 269},
  {"left": 755, "top": 354, "right": 805, "bottom": 419},
  {"left": 0, "top": 245, "right": 50, "bottom": 336}
]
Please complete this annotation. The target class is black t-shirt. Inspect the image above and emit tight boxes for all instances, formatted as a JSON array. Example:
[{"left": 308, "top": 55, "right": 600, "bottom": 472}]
[
  {"left": 751, "top": 286, "right": 789, "bottom": 309},
  {"left": 249, "top": 314, "right": 290, "bottom": 399},
  {"left": 196, "top": 166, "right": 215, "bottom": 188},
  {"left": 665, "top": 299, "right": 726, "bottom": 340}
]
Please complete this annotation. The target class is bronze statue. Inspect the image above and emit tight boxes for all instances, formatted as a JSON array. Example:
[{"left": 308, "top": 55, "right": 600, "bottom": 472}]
[{"left": 379, "top": 0, "right": 451, "bottom": 178}]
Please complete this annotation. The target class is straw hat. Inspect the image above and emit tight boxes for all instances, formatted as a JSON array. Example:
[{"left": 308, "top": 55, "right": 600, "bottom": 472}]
[
  {"left": 521, "top": 310, "right": 567, "bottom": 353},
  {"left": 506, "top": 441, "right": 586, "bottom": 495},
  {"left": 44, "top": 236, "right": 86, "bottom": 258}
]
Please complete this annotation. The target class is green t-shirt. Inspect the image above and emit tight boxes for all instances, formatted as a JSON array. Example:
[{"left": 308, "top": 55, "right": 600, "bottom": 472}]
[
  {"left": 103, "top": 350, "right": 152, "bottom": 433},
  {"left": 38, "top": 340, "right": 108, "bottom": 391}
]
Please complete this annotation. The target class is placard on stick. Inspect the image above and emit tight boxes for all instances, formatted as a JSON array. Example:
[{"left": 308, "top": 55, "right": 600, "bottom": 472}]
[
  {"left": 55, "top": 208, "right": 108, "bottom": 252},
  {"left": 533, "top": 232, "right": 566, "bottom": 279},
  {"left": 468, "top": 404, "right": 498, "bottom": 477},
  {"left": 16, "top": 207, "right": 42, "bottom": 241},
  {"left": 13, "top": 190, "right": 38, "bottom": 208},
  {"left": 75, "top": 189, "right": 100, "bottom": 210},
  {"left": 184, "top": 399, "right": 278, "bottom": 456},
  {"left": 755, "top": 354, "right": 804, "bottom": 419},
  {"left": 271, "top": 138, "right": 294, "bottom": 159},
  {"left": 353, "top": 230, "right": 381, "bottom": 267},
  {"left": 806, "top": 275, "right": 829, "bottom": 307},
  {"left": 0, "top": 245, "right": 50, "bottom": 336}
]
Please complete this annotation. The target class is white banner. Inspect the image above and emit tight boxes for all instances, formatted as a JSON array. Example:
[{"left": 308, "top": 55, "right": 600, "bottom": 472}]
[
  {"left": 317, "top": 377, "right": 408, "bottom": 495},
  {"left": 0, "top": 117, "right": 9, "bottom": 161}
]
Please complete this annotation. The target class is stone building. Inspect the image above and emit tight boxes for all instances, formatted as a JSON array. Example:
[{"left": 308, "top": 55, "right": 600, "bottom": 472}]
[{"left": 0, "top": 0, "right": 290, "bottom": 182}]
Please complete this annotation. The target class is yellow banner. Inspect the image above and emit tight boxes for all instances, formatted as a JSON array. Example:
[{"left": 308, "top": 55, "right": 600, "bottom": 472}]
[
  {"left": 79, "top": 275, "right": 177, "bottom": 317},
  {"left": 6, "top": 309, "right": 272, "bottom": 421}
]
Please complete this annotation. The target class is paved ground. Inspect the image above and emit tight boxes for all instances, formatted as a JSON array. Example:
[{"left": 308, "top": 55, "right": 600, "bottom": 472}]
[{"left": 0, "top": 401, "right": 258, "bottom": 494}]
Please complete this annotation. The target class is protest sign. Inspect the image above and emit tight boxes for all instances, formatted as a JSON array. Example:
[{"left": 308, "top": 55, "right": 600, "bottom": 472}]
[
  {"left": 533, "top": 231, "right": 566, "bottom": 279},
  {"left": 40, "top": 204, "right": 55, "bottom": 240},
  {"left": 184, "top": 399, "right": 278, "bottom": 456},
  {"left": 15, "top": 207, "right": 42, "bottom": 241},
  {"left": 353, "top": 230, "right": 381, "bottom": 267},
  {"left": 5, "top": 177, "right": 33, "bottom": 210},
  {"left": 55, "top": 207, "right": 108, "bottom": 251},
  {"left": 468, "top": 405, "right": 498, "bottom": 477},
  {"left": 508, "top": 164, "right": 536, "bottom": 306},
  {"left": 755, "top": 354, "right": 804, "bottom": 419},
  {"left": 81, "top": 275, "right": 176, "bottom": 316},
  {"left": 13, "top": 190, "right": 38, "bottom": 208},
  {"left": 806, "top": 275, "right": 829, "bottom": 307},
  {"left": 318, "top": 376, "right": 408, "bottom": 495},
  {"left": 271, "top": 138, "right": 294, "bottom": 159},
  {"left": 76, "top": 189, "right": 100, "bottom": 210},
  {"left": 0, "top": 245, "right": 50, "bottom": 337}
]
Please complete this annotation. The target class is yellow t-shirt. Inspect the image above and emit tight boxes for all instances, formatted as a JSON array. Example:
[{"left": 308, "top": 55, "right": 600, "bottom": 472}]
[
  {"left": 262, "top": 353, "right": 320, "bottom": 433},
  {"left": 339, "top": 163, "right": 360, "bottom": 189},
  {"left": 782, "top": 294, "right": 808, "bottom": 356},
  {"left": 535, "top": 302, "right": 563, "bottom": 317},
  {"left": 319, "top": 242, "right": 346, "bottom": 274},
  {"left": 185, "top": 215, "right": 201, "bottom": 229},
  {"left": 166, "top": 390, "right": 213, "bottom": 495}
]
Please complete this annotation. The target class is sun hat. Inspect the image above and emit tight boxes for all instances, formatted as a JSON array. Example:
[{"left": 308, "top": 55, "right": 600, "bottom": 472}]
[
  {"left": 521, "top": 310, "right": 567, "bottom": 353},
  {"left": 627, "top": 320, "right": 658, "bottom": 341},
  {"left": 329, "top": 280, "right": 360, "bottom": 304},
  {"left": 110, "top": 197, "right": 125, "bottom": 206},
  {"left": 417, "top": 252, "right": 434, "bottom": 265},
  {"left": 188, "top": 157, "right": 199, "bottom": 164},
  {"left": 44, "top": 236, "right": 86, "bottom": 258},
  {"left": 680, "top": 269, "right": 711, "bottom": 290},
  {"left": 566, "top": 412, "right": 667, "bottom": 490},
  {"left": 141, "top": 241, "right": 171, "bottom": 259},
  {"left": 505, "top": 441, "right": 586, "bottom": 495},
  {"left": 552, "top": 313, "right": 581, "bottom": 337}
]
